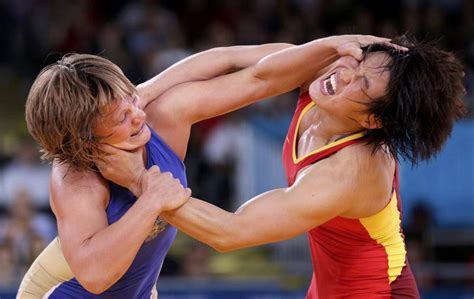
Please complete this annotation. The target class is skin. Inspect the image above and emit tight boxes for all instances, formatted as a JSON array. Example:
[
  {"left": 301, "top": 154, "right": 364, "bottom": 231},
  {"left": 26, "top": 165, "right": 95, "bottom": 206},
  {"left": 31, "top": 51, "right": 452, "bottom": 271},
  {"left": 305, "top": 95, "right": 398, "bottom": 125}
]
[
  {"left": 94, "top": 94, "right": 151, "bottom": 152},
  {"left": 50, "top": 43, "right": 301, "bottom": 294},
  {"left": 35, "top": 35, "right": 399, "bottom": 294},
  {"left": 100, "top": 44, "right": 397, "bottom": 254}
]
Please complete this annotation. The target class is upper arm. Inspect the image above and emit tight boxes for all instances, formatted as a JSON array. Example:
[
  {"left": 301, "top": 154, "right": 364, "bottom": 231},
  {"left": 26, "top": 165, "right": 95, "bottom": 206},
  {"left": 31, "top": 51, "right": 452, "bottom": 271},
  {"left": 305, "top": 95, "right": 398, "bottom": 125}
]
[
  {"left": 144, "top": 66, "right": 270, "bottom": 158},
  {"left": 50, "top": 164, "right": 109, "bottom": 273},
  {"left": 137, "top": 44, "right": 295, "bottom": 110},
  {"left": 147, "top": 65, "right": 269, "bottom": 125},
  {"left": 223, "top": 149, "right": 392, "bottom": 250},
  {"left": 222, "top": 158, "right": 356, "bottom": 249}
]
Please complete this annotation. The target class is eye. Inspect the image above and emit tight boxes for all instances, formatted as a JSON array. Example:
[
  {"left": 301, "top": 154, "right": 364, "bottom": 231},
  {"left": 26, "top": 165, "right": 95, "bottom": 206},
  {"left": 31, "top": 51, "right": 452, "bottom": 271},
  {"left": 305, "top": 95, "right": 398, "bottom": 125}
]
[
  {"left": 132, "top": 95, "right": 139, "bottom": 104},
  {"left": 362, "top": 76, "right": 370, "bottom": 90},
  {"left": 119, "top": 112, "right": 129, "bottom": 124}
]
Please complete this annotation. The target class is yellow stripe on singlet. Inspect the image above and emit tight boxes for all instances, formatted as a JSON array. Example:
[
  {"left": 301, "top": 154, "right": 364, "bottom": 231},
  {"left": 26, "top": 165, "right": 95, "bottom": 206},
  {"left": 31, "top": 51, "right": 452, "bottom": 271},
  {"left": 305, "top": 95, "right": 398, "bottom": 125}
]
[
  {"left": 292, "top": 101, "right": 367, "bottom": 163},
  {"left": 359, "top": 192, "right": 407, "bottom": 284}
]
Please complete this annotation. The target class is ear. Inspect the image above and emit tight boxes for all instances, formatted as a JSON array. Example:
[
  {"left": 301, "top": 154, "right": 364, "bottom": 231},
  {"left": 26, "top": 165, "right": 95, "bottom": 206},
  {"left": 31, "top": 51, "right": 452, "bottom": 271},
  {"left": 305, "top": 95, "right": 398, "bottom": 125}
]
[{"left": 362, "top": 114, "right": 382, "bottom": 129}]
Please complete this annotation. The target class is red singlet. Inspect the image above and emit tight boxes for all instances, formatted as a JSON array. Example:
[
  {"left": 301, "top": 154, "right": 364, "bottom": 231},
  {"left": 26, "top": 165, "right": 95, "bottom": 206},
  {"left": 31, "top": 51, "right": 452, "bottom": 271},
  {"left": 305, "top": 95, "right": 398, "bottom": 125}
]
[{"left": 282, "top": 92, "right": 420, "bottom": 298}]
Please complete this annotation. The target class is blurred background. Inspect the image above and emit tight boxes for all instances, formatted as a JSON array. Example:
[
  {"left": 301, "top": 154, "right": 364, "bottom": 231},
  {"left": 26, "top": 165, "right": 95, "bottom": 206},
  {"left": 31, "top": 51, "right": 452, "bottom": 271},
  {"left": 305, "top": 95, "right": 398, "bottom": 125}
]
[{"left": 0, "top": 0, "right": 473, "bottom": 298}]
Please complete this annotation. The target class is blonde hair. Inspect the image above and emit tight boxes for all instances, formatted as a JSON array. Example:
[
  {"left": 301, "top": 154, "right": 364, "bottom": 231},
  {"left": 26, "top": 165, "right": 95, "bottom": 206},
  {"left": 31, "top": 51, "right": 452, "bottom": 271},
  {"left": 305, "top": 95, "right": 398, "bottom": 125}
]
[{"left": 25, "top": 53, "right": 136, "bottom": 170}]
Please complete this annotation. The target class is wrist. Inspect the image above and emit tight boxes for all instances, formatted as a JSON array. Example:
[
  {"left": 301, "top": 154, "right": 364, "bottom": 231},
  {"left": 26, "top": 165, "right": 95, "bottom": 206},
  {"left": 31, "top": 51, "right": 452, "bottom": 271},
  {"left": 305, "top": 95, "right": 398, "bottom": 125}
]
[
  {"left": 129, "top": 170, "right": 146, "bottom": 197},
  {"left": 316, "top": 36, "right": 340, "bottom": 51},
  {"left": 137, "top": 192, "right": 163, "bottom": 216}
]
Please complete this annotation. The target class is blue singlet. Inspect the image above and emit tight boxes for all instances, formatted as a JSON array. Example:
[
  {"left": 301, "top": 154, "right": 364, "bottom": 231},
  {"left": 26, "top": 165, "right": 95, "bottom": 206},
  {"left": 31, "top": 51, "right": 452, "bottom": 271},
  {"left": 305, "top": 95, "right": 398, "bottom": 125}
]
[{"left": 48, "top": 126, "right": 186, "bottom": 298}]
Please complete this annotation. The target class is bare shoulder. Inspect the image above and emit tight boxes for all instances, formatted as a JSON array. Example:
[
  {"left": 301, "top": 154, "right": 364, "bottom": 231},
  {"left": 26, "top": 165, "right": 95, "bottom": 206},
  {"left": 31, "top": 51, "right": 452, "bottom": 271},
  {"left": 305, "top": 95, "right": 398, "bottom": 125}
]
[
  {"left": 336, "top": 143, "right": 394, "bottom": 179},
  {"left": 144, "top": 92, "right": 181, "bottom": 130},
  {"left": 298, "top": 143, "right": 395, "bottom": 218},
  {"left": 338, "top": 144, "right": 395, "bottom": 218},
  {"left": 50, "top": 163, "right": 109, "bottom": 215},
  {"left": 143, "top": 88, "right": 192, "bottom": 160}
]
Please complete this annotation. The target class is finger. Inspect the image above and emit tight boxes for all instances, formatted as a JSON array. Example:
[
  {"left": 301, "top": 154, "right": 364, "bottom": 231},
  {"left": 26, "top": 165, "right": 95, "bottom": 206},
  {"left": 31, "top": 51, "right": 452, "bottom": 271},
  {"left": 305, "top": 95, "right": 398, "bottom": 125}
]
[
  {"left": 185, "top": 188, "right": 192, "bottom": 197},
  {"left": 367, "top": 37, "right": 391, "bottom": 44},
  {"left": 96, "top": 162, "right": 111, "bottom": 176},
  {"left": 351, "top": 48, "right": 363, "bottom": 61},
  {"left": 384, "top": 42, "right": 409, "bottom": 52},
  {"left": 95, "top": 161, "right": 106, "bottom": 172},
  {"left": 149, "top": 165, "right": 161, "bottom": 173},
  {"left": 362, "top": 36, "right": 408, "bottom": 52},
  {"left": 338, "top": 46, "right": 363, "bottom": 61},
  {"left": 358, "top": 37, "right": 409, "bottom": 52},
  {"left": 99, "top": 143, "right": 122, "bottom": 155},
  {"left": 358, "top": 36, "right": 391, "bottom": 46}
]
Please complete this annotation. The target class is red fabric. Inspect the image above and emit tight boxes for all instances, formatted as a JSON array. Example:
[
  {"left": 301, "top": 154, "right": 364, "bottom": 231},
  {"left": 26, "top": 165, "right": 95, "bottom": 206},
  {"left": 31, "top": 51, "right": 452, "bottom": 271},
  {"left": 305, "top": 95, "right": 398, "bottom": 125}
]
[
  {"left": 307, "top": 218, "right": 391, "bottom": 298},
  {"left": 282, "top": 92, "right": 369, "bottom": 186},
  {"left": 282, "top": 92, "right": 419, "bottom": 298}
]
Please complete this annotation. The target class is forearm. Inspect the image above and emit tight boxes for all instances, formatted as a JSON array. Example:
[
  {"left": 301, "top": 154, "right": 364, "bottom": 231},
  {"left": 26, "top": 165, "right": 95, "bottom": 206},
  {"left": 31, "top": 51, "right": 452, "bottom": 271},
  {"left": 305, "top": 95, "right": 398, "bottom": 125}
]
[
  {"left": 224, "top": 43, "right": 294, "bottom": 70},
  {"left": 160, "top": 189, "right": 306, "bottom": 253},
  {"left": 255, "top": 38, "right": 339, "bottom": 94},
  {"left": 138, "top": 43, "right": 293, "bottom": 107},
  {"left": 71, "top": 196, "right": 159, "bottom": 291},
  {"left": 160, "top": 197, "right": 236, "bottom": 252}
]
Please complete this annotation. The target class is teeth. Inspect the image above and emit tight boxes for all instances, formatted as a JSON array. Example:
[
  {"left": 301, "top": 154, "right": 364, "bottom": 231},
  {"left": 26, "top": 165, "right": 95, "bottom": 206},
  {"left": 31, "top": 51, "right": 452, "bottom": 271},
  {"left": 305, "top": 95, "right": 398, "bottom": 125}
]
[
  {"left": 323, "top": 79, "right": 329, "bottom": 95},
  {"left": 330, "top": 74, "right": 337, "bottom": 93},
  {"left": 325, "top": 76, "right": 334, "bottom": 95}
]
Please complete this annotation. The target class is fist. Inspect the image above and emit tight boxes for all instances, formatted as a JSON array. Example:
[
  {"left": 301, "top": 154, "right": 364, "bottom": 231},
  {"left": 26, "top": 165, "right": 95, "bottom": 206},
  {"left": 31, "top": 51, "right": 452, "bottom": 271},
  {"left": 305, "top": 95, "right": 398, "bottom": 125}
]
[
  {"left": 141, "top": 165, "right": 191, "bottom": 212},
  {"left": 324, "top": 35, "right": 407, "bottom": 60}
]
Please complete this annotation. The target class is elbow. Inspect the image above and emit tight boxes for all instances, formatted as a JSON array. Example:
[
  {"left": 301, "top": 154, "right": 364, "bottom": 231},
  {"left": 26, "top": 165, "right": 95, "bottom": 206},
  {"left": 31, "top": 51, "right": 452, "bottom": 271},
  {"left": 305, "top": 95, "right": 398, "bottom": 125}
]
[
  {"left": 212, "top": 241, "right": 234, "bottom": 253},
  {"left": 214, "top": 245, "right": 234, "bottom": 254},
  {"left": 209, "top": 235, "right": 241, "bottom": 253},
  {"left": 75, "top": 268, "right": 119, "bottom": 294},
  {"left": 77, "top": 277, "right": 109, "bottom": 295}
]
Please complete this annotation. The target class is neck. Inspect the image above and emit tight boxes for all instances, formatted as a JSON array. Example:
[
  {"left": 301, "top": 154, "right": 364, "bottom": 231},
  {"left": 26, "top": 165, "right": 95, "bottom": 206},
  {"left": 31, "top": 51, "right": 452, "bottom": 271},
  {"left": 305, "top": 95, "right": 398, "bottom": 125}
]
[
  {"left": 139, "top": 145, "right": 147, "bottom": 165},
  {"left": 311, "top": 109, "right": 366, "bottom": 145}
]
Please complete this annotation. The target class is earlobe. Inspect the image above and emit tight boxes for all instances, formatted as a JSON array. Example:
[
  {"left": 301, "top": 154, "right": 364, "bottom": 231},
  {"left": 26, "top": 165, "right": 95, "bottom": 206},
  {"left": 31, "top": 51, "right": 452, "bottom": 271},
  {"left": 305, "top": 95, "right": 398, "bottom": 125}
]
[{"left": 364, "top": 115, "right": 383, "bottom": 129}]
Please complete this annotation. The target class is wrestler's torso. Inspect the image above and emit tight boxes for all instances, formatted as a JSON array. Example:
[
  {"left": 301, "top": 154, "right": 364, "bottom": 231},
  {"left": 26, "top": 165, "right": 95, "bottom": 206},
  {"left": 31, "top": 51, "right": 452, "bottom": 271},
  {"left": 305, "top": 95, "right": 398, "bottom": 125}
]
[
  {"left": 45, "top": 126, "right": 185, "bottom": 298},
  {"left": 282, "top": 92, "right": 419, "bottom": 298}
]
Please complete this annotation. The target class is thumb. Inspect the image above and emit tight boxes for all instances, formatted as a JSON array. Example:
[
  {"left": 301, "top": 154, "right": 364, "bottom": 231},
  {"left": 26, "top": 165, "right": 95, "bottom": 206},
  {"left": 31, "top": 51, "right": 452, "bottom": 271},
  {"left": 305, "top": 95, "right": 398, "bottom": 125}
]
[
  {"left": 149, "top": 165, "right": 161, "bottom": 173},
  {"left": 338, "top": 45, "right": 363, "bottom": 61},
  {"left": 185, "top": 188, "right": 192, "bottom": 197}
]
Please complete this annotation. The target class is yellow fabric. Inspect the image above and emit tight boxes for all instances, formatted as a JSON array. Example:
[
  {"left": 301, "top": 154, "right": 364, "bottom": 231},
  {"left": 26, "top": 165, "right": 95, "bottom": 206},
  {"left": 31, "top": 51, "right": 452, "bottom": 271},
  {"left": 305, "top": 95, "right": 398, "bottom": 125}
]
[
  {"left": 359, "top": 192, "right": 407, "bottom": 284},
  {"left": 292, "top": 101, "right": 366, "bottom": 163},
  {"left": 17, "top": 238, "right": 159, "bottom": 298}
]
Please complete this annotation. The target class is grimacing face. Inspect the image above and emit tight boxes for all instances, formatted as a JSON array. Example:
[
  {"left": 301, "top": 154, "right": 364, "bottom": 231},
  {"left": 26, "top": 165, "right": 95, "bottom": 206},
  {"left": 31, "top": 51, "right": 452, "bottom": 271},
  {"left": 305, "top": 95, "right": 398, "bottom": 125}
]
[
  {"left": 308, "top": 52, "right": 391, "bottom": 130},
  {"left": 94, "top": 94, "right": 151, "bottom": 151}
]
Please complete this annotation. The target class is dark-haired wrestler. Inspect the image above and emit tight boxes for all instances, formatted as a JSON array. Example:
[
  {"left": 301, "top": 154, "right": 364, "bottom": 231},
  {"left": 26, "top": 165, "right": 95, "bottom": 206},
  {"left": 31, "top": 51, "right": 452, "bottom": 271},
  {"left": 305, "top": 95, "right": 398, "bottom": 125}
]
[{"left": 102, "top": 37, "right": 465, "bottom": 298}]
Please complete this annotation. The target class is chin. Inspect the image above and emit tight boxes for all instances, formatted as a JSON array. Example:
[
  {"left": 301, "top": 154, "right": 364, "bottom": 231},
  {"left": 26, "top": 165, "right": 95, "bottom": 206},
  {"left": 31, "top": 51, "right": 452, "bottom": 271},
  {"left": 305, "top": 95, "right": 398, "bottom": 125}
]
[
  {"left": 132, "top": 127, "right": 152, "bottom": 148},
  {"left": 115, "top": 127, "right": 152, "bottom": 151}
]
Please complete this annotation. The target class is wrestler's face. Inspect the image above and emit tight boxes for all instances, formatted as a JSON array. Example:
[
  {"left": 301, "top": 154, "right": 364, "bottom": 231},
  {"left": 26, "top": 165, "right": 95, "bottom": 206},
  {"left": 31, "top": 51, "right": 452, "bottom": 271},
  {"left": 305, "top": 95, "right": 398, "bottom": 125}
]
[
  {"left": 94, "top": 94, "right": 151, "bottom": 151},
  {"left": 308, "top": 52, "right": 391, "bottom": 129}
]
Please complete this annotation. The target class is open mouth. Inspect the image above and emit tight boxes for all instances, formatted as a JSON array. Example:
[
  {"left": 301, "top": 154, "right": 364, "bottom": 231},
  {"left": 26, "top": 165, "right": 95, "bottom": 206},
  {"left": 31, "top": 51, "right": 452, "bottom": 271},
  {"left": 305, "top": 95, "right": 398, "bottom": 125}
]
[
  {"left": 131, "top": 123, "right": 145, "bottom": 137},
  {"left": 321, "top": 72, "right": 337, "bottom": 96}
]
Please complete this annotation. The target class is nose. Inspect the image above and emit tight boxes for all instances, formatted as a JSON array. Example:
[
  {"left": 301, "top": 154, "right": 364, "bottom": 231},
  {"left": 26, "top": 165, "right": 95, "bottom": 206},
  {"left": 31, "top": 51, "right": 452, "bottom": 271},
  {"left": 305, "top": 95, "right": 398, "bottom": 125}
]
[
  {"left": 339, "top": 69, "right": 353, "bottom": 84},
  {"left": 338, "top": 56, "right": 361, "bottom": 84},
  {"left": 131, "top": 107, "right": 146, "bottom": 125},
  {"left": 339, "top": 66, "right": 364, "bottom": 85}
]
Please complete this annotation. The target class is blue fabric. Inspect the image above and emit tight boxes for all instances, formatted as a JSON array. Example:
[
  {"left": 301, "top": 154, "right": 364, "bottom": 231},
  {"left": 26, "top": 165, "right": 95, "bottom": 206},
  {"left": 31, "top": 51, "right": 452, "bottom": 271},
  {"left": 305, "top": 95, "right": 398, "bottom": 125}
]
[{"left": 49, "top": 125, "right": 186, "bottom": 298}]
